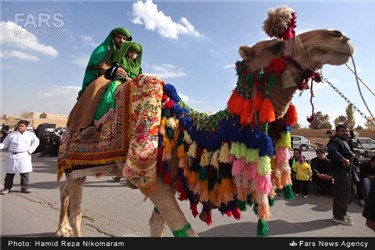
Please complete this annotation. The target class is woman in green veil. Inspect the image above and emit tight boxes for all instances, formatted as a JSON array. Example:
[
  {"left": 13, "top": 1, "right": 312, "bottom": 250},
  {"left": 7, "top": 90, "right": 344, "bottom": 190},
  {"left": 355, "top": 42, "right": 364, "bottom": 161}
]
[{"left": 94, "top": 41, "right": 143, "bottom": 127}]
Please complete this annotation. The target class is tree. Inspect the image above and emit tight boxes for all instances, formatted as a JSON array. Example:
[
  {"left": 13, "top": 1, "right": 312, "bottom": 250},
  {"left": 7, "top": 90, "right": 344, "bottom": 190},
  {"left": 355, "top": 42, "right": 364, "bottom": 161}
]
[
  {"left": 345, "top": 104, "right": 355, "bottom": 128},
  {"left": 355, "top": 125, "right": 363, "bottom": 130},
  {"left": 292, "top": 123, "right": 301, "bottom": 129},
  {"left": 334, "top": 115, "right": 348, "bottom": 127},
  {"left": 365, "top": 117, "right": 375, "bottom": 131},
  {"left": 309, "top": 111, "right": 332, "bottom": 129}
]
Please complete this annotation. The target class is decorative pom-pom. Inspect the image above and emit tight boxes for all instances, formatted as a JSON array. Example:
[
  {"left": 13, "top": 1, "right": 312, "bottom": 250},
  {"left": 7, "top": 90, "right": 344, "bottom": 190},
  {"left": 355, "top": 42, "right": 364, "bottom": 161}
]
[
  {"left": 286, "top": 103, "right": 298, "bottom": 125},
  {"left": 257, "top": 219, "right": 269, "bottom": 237},
  {"left": 259, "top": 98, "right": 276, "bottom": 123}
]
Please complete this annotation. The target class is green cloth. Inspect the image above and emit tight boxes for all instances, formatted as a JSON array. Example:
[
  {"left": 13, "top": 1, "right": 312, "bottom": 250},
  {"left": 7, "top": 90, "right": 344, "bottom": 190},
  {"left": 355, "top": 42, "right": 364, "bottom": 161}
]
[
  {"left": 115, "top": 41, "right": 143, "bottom": 79},
  {"left": 94, "top": 41, "right": 143, "bottom": 123},
  {"left": 78, "top": 27, "right": 132, "bottom": 97}
]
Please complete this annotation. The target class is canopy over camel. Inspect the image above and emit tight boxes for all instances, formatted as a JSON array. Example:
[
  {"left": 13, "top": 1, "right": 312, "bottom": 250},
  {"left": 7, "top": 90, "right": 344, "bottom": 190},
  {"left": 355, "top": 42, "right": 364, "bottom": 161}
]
[{"left": 55, "top": 6, "right": 354, "bottom": 237}]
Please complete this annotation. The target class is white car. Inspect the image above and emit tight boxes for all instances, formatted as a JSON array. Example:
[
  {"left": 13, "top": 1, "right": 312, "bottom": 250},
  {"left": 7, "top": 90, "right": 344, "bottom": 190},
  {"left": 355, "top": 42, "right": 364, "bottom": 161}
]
[
  {"left": 357, "top": 137, "right": 375, "bottom": 151},
  {"left": 291, "top": 135, "right": 311, "bottom": 151}
]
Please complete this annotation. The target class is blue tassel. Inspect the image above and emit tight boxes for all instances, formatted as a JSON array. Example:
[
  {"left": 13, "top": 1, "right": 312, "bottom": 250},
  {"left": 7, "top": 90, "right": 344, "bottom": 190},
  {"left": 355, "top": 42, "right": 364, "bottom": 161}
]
[{"left": 164, "top": 84, "right": 181, "bottom": 102}]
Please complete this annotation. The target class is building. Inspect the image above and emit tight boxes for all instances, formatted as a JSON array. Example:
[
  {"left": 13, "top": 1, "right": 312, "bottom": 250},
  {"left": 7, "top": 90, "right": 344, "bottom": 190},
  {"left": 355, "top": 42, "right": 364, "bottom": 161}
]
[{"left": 0, "top": 112, "right": 68, "bottom": 130}]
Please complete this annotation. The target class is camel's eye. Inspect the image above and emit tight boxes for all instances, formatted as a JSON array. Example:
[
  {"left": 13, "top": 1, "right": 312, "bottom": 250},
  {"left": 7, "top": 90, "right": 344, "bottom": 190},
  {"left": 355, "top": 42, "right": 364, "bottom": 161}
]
[
  {"left": 331, "top": 30, "right": 343, "bottom": 37},
  {"left": 267, "top": 41, "right": 284, "bottom": 55}
]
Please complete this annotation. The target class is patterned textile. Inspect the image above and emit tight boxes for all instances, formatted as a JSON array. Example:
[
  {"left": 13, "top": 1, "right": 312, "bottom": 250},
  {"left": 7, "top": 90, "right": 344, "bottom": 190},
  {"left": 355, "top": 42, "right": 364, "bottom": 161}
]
[
  {"left": 123, "top": 74, "right": 164, "bottom": 193},
  {"left": 57, "top": 80, "right": 131, "bottom": 181}
]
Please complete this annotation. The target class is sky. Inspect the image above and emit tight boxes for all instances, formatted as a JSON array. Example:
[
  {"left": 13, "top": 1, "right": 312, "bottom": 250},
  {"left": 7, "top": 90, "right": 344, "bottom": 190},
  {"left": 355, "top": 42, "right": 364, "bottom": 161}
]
[{"left": 1, "top": 0, "right": 375, "bottom": 128}]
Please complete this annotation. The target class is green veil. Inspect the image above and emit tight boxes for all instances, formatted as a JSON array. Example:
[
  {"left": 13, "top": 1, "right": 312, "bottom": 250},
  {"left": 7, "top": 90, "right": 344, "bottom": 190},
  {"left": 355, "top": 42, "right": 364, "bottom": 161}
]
[
  {"left": 114, "top": 41, "right": 143, "bottom": 79},
  {"left": 78, "top": 27, "right": 132, "bottom": 97}
]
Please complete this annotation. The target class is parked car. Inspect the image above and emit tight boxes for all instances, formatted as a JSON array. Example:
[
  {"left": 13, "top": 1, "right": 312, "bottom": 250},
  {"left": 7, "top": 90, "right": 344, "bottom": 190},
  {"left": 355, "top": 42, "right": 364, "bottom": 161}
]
[
  {"left": 357, "top": 137, "right": 375, "bottom": 151},
  {"left": 291, "top": 135, "right": 311, "bottom": 151}
]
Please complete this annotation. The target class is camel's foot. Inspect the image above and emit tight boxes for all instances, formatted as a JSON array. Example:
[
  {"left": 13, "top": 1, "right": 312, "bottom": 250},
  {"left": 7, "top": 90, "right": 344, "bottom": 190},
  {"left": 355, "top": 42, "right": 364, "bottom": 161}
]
[{"left": 55, "top": 225, "right": 73, "bottom": 237}]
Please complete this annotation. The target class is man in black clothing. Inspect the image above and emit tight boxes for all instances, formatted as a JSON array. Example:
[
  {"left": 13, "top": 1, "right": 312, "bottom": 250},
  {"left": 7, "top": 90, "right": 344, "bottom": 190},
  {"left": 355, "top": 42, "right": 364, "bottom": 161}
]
[
  {"left": 311, "top": 148, "right": 333, "bottom": 196},
  {"left": 362, "top": 180, "right": 375, "bottom": 231},
  {"left": 327, "top": 123, "right": 354, "bottom": 226},
  {"left": 289, "top": 148, "right": 301, "bottom": 193}
]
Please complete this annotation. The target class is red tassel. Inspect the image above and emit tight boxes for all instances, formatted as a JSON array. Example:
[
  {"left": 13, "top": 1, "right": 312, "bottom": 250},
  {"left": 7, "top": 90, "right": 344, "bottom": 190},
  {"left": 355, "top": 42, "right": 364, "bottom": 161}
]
[
  {"left": 232, "top": 94, "right": 245, "bottom": 115},
  {"left": 286, "top": 103, "right": 298, "bottom": 125},
  {"left": 307, "top": 113, "right": 315, "bottom": 123},
  {"left": 227, "top": 90, "right": 238, "bottom": 114},
  {"left": 225, "top": 210, "right": 233, "bottom": 217},
  {"left": 232, "top": 207, "right": 241, "bottom": 220},
  {"left": 240, "top": 99, "right": 253, "bottom": 125},
  {"left": 270, "top": 59, "right": 286, "bottom": 75},
  {"left": 206, "top": 211, "right": 212, "bottom": 225},
  {"left": 259, "top": 98, "right": 276, "bottom": 122},
  {"left": 191, "top": 203, "right": 199, "bottom": 217},
  {"left": 178, "top": 191, "right": 188, "bottom": 201},
  {"left": 165, "top": 99, "right": 174, "bottom": 109},
  {"left": 163, "top": 172, "right": 171, "bottom": 184}
]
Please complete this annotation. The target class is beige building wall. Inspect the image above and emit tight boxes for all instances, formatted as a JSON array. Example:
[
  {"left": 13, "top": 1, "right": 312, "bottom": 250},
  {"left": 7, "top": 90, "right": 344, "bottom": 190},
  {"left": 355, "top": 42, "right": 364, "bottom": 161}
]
[{"left": 1, "top": 112, "right": 68, "bottom": 129}]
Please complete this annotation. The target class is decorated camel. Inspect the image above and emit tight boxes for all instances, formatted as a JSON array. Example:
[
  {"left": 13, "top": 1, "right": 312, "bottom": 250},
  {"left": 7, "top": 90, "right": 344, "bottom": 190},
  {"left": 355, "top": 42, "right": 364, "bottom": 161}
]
[{"left": 55, "top": 6, "right": 354, "bottom": 237}]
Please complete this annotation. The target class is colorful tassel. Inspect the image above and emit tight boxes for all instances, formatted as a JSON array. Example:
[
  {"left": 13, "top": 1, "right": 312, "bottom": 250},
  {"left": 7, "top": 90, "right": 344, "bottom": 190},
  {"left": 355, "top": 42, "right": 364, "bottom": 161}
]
[
  {"left": 259, "top": 97, "right": 275, "bottom": 123},
  {"left": 286, "top": 103, "right": 298, "bottom": 125},
  {"left": 257, "top": 219, "right": 269, "bottom": 237}
]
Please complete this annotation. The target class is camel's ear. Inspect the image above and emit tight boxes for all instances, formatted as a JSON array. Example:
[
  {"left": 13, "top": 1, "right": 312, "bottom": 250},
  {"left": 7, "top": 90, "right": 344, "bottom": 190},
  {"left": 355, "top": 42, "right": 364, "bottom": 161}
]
[
  {"left": 267, "top": 41, "right": 285, "bottom": 55},
  {"left": 239, "top": 45, "right": 254, "bottom": 60}
]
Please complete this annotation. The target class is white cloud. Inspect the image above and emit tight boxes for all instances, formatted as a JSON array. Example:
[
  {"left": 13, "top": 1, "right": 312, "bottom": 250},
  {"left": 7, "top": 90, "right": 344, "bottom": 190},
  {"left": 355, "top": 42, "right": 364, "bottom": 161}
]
[
  {"left": 130, "top": 0, "right": 203, "bottom": 39},
  {"left": 178, "top": 93, "right": 189, "bottom": 103},
  {"left": 148, "top": 64, "right": 186, "bottom": 78},
  {"left": 223, "top": 64, "right": 235, "bottom": 69},
  {"left": 0, "top": 50, "right": 39, "bottom": 62},
  {"left": 41, "top": 85, "right": 80, "bottom": 97},
  {"left": 81, "top": 35, "right": 98, "bottom": 48},
  {"left": 0, "top": 21, "right": 58, "bottom": 57}
]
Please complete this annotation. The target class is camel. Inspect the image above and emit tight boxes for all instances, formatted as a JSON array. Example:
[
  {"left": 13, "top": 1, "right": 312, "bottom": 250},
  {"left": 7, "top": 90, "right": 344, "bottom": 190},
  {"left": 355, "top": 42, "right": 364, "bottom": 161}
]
[{"left": 55, "top": 27, "right": 354, "bottom": 237}]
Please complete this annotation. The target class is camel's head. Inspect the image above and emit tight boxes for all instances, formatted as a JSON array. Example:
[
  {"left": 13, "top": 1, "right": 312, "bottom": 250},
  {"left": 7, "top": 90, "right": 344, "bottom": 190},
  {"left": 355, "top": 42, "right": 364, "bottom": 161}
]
[{"left": 237, "top": 29, "right": 354, "bottom": 119}]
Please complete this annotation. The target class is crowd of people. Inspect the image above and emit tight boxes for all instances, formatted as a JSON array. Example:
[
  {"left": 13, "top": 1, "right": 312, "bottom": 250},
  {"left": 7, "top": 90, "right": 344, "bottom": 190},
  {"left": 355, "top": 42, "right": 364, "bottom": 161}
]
[{"left": 289, "top": 123, "right": 375, "bottom": 230}]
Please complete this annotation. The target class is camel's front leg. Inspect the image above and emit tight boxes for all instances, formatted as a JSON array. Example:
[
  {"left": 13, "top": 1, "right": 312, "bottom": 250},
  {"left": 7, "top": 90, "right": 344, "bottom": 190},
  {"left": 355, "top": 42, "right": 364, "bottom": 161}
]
[
  {"left": 55, "top": 180, "right": 73, "bottom": 237},
  {"left": 144, "top": 177, "right": 198, "bottom": 237},
  {"left": 67, "top": 176, "right": 86, "bottom": 237}
]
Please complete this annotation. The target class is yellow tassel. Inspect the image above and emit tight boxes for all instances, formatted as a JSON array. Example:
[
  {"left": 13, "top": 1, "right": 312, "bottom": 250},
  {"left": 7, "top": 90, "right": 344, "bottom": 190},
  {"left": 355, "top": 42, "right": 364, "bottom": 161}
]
[
  {"left": 166, "top": 117, "right": 177, "bottom": 129},
  {"left": 210, "top": 150, "right": 220, "bottom": 169},
  {"left": 218, "top": 142, "right": 230, "bottom": 163},
  {"left": 160, "top": 117, "right": 166, "bottom": 135},
  {"left": 183, "top": 130, "right": 193, "bottom": 144},
  {"left": 200, "top": 149, "right": 212, "bottom": 167},
  {"left": 187, "top": 141, "right": 197, "bottom": 158},
  {"left": 162, "top": 138, "right": 173, "bottom": 161},
  {"left": 209, "top": 184, "right": 220, "bottom": 207},
  {"left": 218, "top": 178, "right": 234, "bottom": 204}
]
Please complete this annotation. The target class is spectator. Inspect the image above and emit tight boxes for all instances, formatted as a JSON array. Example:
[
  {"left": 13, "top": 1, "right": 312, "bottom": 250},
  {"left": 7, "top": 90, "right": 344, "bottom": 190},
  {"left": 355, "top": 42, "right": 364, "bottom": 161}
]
[
  {"left": 360, "top": 156, "right": 375, "bottom": 204},
  {"left": 311, "top": 148, "right": 333, "bottom": 196},
  {"left": 289, "top": 148, "right": 301, "bottom": 193},
  {"left": 293, "top": 154, "right": 312, "bottom": 198},
  {"left": 0, "top": 120, "right": 40, "bottom": 194},
  {"left": 362, "top": 181, "right": 375, "bottom": 232},
  {"left": 327, "top": 123, "right": 354, "bottom": 226}
]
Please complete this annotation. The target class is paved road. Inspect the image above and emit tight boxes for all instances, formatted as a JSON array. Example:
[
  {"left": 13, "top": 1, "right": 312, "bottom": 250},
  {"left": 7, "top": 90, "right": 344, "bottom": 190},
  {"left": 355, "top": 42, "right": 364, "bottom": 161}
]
[{"left": 0, "top": 152, "right": 374, "bottom": 239}]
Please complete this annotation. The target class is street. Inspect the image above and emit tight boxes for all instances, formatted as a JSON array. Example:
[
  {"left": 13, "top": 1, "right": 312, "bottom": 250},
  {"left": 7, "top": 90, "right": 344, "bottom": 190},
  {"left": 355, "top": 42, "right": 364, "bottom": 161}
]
[{"left": 0, "top": 152, "right": 374, "bottom": 238}]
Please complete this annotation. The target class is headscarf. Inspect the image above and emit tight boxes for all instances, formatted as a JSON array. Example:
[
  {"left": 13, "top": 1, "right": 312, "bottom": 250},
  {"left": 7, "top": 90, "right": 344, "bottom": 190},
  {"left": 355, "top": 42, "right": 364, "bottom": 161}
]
[
  {"left": 114, "top": 41, "right": 143, "bottom": 79},
  {"left": 79, "top": 27, "right": 132, "bottom": 97}
]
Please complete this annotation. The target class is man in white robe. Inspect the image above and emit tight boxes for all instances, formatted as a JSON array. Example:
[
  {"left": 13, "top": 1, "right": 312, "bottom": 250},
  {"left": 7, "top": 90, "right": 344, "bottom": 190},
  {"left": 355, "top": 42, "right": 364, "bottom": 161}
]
[{"left": 0, "top": 120, "right": 40, "bottom": 194}]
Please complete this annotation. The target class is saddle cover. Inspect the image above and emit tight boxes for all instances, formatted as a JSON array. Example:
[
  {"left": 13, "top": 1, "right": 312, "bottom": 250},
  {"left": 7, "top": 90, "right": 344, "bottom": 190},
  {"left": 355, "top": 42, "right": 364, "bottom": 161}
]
[{"left": 57, "top": 74, "right": 164, "bottom": 193}]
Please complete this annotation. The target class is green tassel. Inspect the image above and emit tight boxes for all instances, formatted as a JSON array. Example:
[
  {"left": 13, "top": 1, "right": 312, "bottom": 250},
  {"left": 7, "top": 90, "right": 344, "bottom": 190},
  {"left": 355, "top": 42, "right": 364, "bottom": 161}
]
[
  {"left": 268, "top": 197, "right": 275, "bottom": 207},
  {"left": 199, "top": 166, "right": 208, "bottom": 180},
  {"left": 247, "top": 194, "right": 253, "bottom": 207},
  {"left": 257, "top": 69, "right": 265, "bottom": 83},
  {"left": 257, "top": 219, "right": 269, "bottom": 237},
  {"left": 237, "top": 199, "right": 247, "bottom": 211},
  {"left": 164, "top": 109, "right": 171, "bottom": 118},
  {"left": 283, "top": 184, "right": 295, "bottom": 200},
  {"left": 166, "top": 127, "right": 174, "bottom": 139},
  {"left": 172, "top": 223, "right": 192, "bottom": 237},
  {"left": 268, "top": 74, "right": 276, "bottom": 90},
  {"left": 258, "top": 156, "right": 271, "bottom": 176},
  {"left": 276, "top": 132, "right": 291, "bottom": 148},
  {"left": 246, "top": 149, "right": 259, "bottom": 163},
  {"left": 253, "top": 202, "right": 258, "bottom": 215},
  {"left": 246, "top": 71, "right": 255, "bottom": 85}
]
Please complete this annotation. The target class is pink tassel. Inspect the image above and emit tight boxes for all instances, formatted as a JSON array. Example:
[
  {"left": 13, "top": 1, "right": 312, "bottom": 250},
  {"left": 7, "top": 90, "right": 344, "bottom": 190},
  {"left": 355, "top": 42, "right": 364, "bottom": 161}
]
[
  {"left": 256, "top": 174, "right": 272, "bottom": 194},
  {"left": 275, "top": 147, "right": 290, "bottom": 165},
  {"left": 232, "top": 159, "right": 245, "bottom": 176},
  {"left": 246, "top": 162, "right": 258, "bottom": 180}
]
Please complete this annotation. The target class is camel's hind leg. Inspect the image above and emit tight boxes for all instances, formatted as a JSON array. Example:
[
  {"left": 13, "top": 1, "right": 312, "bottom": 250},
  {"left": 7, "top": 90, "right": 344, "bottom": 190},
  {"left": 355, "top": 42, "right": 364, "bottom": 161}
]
[
  {"left": 55, "top": 179, "right": 73, "bottom": 237},
  {"left": 145, "top": 177, "right": 198, "bottom": 237},
  {"left": 67, "top": 176, "right": 86, "bottom": 237}
]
